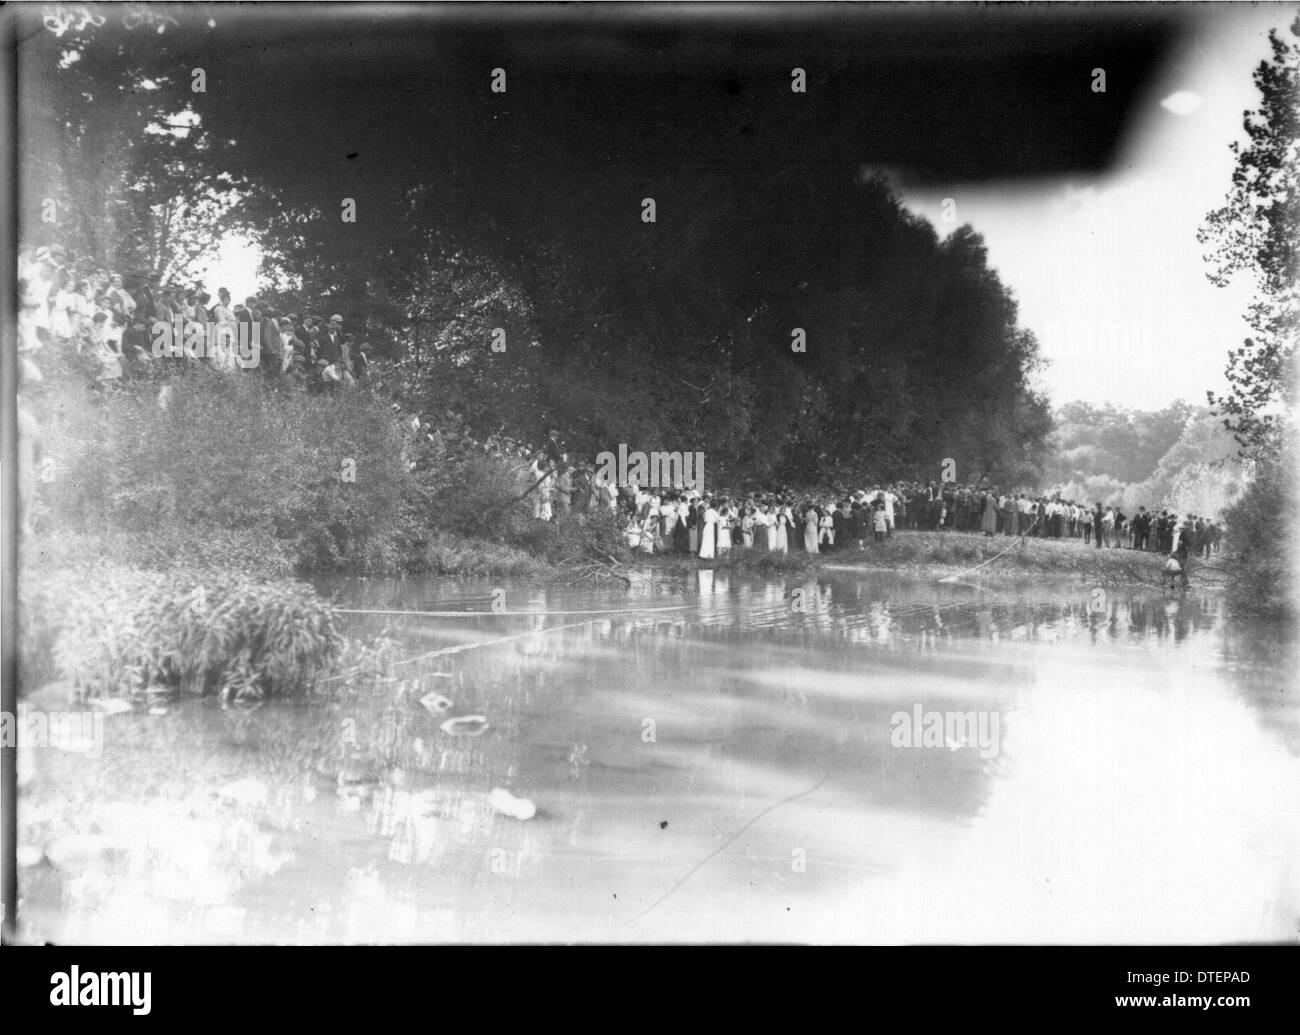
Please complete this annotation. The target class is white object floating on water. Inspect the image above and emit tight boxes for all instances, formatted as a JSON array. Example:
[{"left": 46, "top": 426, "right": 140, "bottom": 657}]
[
  {"left": 17, "top": 844, "right": 44, "bottom": 868},
  {"left": 420, "top": 692, "right": 454, "bottom": 714},
  {"left": 488, "top": 787, "right": 536, "bottom": 821},
  {"left": 440, "top": 715, "right": 489, "bottom": 737},
  {"left": 216, "top": 777, "right": 269, "bottom": 806},
  {"left": 148, "top": 706, "right": 168, "bottom": 716},
  {"left": 89, "top": 698, "right": 132, "bottom": 715}
]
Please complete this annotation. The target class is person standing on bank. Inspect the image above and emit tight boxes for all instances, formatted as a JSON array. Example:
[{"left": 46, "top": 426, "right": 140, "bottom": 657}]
[
  {"left": 804, "top": 504, "right": 820, "bottom": 554},
  {"left": 980, "top": 490, "right": 998, "bottom": 537},
  {"left": 699, "top": 499, "right": 718, "bottom": 559},
  {"left": 1173, "top": 521, "right": 1192, "bottom": 589}
]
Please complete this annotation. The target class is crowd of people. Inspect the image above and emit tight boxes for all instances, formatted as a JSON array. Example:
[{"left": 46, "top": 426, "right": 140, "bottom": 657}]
[
  {"left": 519, "top": 463, "right": 1222, "bottom": 584},
  {"left": 17, "top": 244, "right": 370, "bottom": 391}
]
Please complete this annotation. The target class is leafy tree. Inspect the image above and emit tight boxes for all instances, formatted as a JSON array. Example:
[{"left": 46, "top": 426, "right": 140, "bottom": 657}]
[
  {"left": 1198, "top": 18, "right": 1299, "bottom": 462},
  {"left": 21, "top": 5, "right": 247, "bottom": 280}
]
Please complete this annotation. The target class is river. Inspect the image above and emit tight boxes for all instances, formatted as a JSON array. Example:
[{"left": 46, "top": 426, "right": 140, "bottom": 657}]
[{"left": 17, "top": 570, "right": 1300, "bottom": 943}]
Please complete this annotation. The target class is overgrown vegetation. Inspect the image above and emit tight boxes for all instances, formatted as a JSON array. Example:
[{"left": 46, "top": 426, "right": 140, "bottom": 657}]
[
  {"left": 1194, "top": 19, "right": 1299, "bottom": 618},
  {"left": 29, "top": 366, "right": 576, "bottom": 577},
  {"left": 1217, "top": 443, "right": 1296, "bottom": 618},
  {"left": 21, "top": 559, "right": 343, "bottom": 701}
]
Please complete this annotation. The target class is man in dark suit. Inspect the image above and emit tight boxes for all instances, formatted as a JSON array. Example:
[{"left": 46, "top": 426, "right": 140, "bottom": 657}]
[
  {"left": 833, "top": 499, "right": 852, "bottom": 547},
  {"left": 1133, "top": 507, "right": 1150, "bottom": 551},
  {"left": 319, "top": 314, "right": 345, "bottom": 366}
]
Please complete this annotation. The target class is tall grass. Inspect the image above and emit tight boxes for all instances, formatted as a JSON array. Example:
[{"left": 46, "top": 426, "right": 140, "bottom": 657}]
[{"left": 22, "top": 561, "right": 343, "bottom": 701}]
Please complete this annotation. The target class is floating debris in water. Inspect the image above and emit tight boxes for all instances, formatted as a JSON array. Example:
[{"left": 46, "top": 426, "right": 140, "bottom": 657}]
[
  {"left": 336, "top": 766, "right": 380, "bottom": 788},
  {"left": 17, "top": 844, "right": 44, "bottom": 868},
  {"left": 568, "top": 743, "right": 591, "bottom": 775},
  {"left": 89, "top": 698, "right": 132, "bottom": 715},
  {"left": 488, "top": 787, "right": 536, "bottom": 821},
  {"left": 420, "top": 692, "right": 454, "bottom": 714},
  {"left": 148, "top": 707, "right": 168, "bottom": 716},
  {"left": 440, "top": 715, "right": 489, "bottom": 737}
]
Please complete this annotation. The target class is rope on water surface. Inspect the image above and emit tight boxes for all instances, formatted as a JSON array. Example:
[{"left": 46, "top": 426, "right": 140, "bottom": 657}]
[
  {"left": 388, "top": 618, "right": 604, "bottom": 667},
  {"left": 317, "top": 601, "right": 783, "bottom": 687},
  {"left": 332, "top": 604, "right": 700, "bottom": 618},
  {"left": 317, "top": 616, "right": 608, "bottom": 686},
  {"left": 936, "top": 517, "right": 1040, "bottom": 584}
]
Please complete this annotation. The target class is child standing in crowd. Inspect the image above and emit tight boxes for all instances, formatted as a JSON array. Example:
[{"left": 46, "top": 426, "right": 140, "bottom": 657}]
[
  {"left": 819, "top": 504, "right": 835, "bottom": 551},
  {"left": 717, "top": 501, "right": 733, "bottom": 553},
  {"left": 873, "top": 503, "right": 888, "bottom": 542}
]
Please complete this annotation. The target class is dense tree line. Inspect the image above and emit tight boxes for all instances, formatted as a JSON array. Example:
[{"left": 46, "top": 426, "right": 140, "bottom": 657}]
[
  {"left": 1044, "top": 400, "right": 1202, "bottom": 487},
  {"left": 23, "top": 7, "right": 1054, "bottom": 489}
]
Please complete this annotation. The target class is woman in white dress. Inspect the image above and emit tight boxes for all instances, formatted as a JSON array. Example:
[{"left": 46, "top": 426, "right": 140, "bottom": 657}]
[
  {"left": 50, "top": 270, "right": 78, "bottom": 343},
  {"left": 804, "top": 505, "right": 820, "bottom": 554},
  {"left": 530, "top": 455, "right": 554, "bottom": 521},
  {"left": 698, "top": 500, "right": 718, "bottom": 559},
  {"left": 716, "top": 502, "right": 732, "bottom": 553},
  {"left": 820, "top": 505, "right": 835, "bottom": 549},
  {"left": 71, "top": 280, "right": 95, "bottom": 346},
  {"left": 774, "top": 502, "right": 789, "bottom": 553},
  {"left": 741, "top": 507, "right": 755, "bottom": 548},
  {"left": 640, "top": 504, "right": 659, "bottom": 554}
]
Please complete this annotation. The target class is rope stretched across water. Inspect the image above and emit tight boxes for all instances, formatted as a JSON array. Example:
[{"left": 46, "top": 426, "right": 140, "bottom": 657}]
[
  {"left": 936, "top": 516, "right": 1039, "bottom": 583},
  {"left": 332, "top": 604, "right": 699, "bottom": 618}
]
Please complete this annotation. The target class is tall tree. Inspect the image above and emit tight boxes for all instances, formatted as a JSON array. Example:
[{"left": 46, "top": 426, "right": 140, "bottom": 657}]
[
  {"left": 21, "top": 5, "right": 246, "bottom": 281},
  {"left": 1198, "top": 17, "right": 1300, "bottom": 462}
]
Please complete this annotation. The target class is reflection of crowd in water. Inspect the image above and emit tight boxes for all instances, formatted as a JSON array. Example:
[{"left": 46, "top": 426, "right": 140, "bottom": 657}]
[{"left": 355, "top": 576, "right": 1220, "bottom": 657}]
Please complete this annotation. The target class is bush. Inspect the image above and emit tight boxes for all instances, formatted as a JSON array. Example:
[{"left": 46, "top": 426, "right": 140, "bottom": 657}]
[
  {"left": 35, "top": 369, "right": 414, "bottom": 573},
  {"left": 1220, "top": 445, "right": 1295, "bottom": 618},
  {"left": 21, "top": 561, "right": 343, "bottom": 701},
  {"left": 419, "top": 533, "right": 549, "bottom": 577}
]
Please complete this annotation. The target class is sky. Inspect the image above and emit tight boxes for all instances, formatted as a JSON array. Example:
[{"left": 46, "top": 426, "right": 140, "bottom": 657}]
[
  {"left": 901, "top": 5, "right": 1289, "bottom": 412},
  {"left": 195, "top": 232, "right": 260, "bottom": 309}
]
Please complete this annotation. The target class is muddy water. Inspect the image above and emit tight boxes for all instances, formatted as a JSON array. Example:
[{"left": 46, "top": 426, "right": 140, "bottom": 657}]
[{"left": 16, "top": 571, "right": 1300, "bottom": 943}]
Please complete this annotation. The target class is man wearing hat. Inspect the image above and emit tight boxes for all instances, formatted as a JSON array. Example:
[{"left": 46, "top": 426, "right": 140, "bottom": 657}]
[
  {"left": 319, "top": 314, "right": 345, "bottom": 367},
  {"left": 102, "top": 273, "right": 135, "bottom": 351}
]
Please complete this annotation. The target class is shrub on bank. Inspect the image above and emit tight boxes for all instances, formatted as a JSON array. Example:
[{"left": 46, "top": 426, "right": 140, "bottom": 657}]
[
  {"left": 21, "top": 561, "right": 343, "bottom": 701},
  {"left": 34, "top": 368, "right": 414, "bottom": 574},
  {"left": 1220, "top": 448, "right": 1295, "bottom": 618},
  {"left": 419, "top": 533, "right": 549, "bottom": 577}
]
